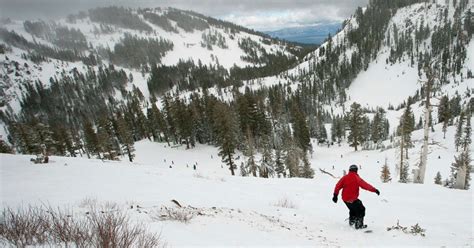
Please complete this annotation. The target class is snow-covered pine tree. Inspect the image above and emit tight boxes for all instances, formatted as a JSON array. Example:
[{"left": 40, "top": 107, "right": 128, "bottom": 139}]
[
  {"left": 300, "top": 154, "right": 314, "bottom": 178},
  {"left": 347, "top": 102, "right": 364, "bottom": 151},
  {"left": 214, "top": 102, "right": 238, "bottom": 176},
  {"left": 285, "top": 141, "right": 301, "bottom": 178},
  {"left": 438, "top": 95, "right": 451, "bottom": 139},
  {"left": 244, "top": 128, "right": 258, "bottom": 177},
  {"left": 0, "top": 138, "right": 13, "bottom": 153},
  {"left": 454, "top": 111, "right": 465, "bottom": 152},
  {"left": 380, "top": 158, "right": 391, "bottom": 183},
  {"left": 434, "top": 172, "right": 442, "bottom": 185},
  {"left": 259, "top": 137, "right": 274, "bottom": 178},
  {"left": 371, "top": 107, "right": 389, "bottom": 148},
  {"left": 451, "top": 111, "right": 471, "bottom": 189},
  {"left": 115, "top": 112, "right": 135, "bottom": 162},
  {"left": 396, "top": 136, "right": 409, "bottom": 183},
  {"left": 83, "top": 120, "right": 98, "bottom": 159},
  {"left": 274, "top": 147, "right": 286, "bottom": 178},
  {"left": 240, "top": 162, "right": 248, "bottom": 177}
]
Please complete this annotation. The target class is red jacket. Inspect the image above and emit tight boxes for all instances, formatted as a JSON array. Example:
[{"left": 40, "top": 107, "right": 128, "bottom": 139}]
[{"left": 334, "top": 171, "right": 377, "bottom": 202}]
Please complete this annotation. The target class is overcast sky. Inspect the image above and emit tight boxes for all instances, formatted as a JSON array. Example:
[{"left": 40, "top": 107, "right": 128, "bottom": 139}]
[{"left": 0, "top": 0, "right": 368, "bottom": 31}]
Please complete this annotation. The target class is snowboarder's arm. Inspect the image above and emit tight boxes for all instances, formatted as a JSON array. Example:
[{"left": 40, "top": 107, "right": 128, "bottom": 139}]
[
  {"left": 334, "top": 176, "right": 345, "bottom": 195},
  {"left": 359, "top": 178, "right": 377, "bottom": 192}
]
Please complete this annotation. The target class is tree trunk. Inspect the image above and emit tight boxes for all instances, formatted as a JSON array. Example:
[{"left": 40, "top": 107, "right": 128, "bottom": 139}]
[
  {"left": 228, "top": 153, "right": 235, "bottom": 176},
  {"left": 400, "top": 135, "right": 404, "bottom": 181},
  {"left": 127, "top": 145, "right": 133, "bottom": 162},
  {"left": 416, "top": 67, "right": 433, "bottom": 184},
  {"left": 455, "top": 162, "right": 467, "bottom": 189}
]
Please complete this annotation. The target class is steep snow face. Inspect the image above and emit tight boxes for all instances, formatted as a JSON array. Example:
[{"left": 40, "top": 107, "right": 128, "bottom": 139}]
[
  {"left": 1, "top": 119, "right": 472, "bottom": 246},
  {"left": 346, "top": 50, "right": 419, "bottom": 108}
]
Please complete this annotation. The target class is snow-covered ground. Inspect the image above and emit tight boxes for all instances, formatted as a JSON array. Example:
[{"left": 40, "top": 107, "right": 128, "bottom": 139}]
[{"left": 1, "top": 120, "right": 472, "bottom": 247}]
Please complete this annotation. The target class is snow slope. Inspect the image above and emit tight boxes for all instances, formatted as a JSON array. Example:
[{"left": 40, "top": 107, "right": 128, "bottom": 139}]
[{"left": 1, "top": 120, "right": 472, "bottom": 247}]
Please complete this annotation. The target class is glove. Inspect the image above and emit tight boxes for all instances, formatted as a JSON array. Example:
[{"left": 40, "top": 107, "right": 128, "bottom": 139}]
[
  {"left": 332, "top": 194, "right": 338, "bottom": 203},
  {"left": 375, "top": 189, "right": 380, "bottom": 195}
]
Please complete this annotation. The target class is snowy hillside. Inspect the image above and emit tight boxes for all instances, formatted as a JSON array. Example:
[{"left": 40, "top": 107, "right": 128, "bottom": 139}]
[
  {"left": 1, "top": 7, "right": 295, "bottom": 70},
  {"left": 0, "top": 7, "right": 300, "bottom": 118},
  {"left": 0, "top": 1, "right": 473, "bottom": 246},
  {"left": 1, "top": 119, "right": 472, "bottom": 246}
]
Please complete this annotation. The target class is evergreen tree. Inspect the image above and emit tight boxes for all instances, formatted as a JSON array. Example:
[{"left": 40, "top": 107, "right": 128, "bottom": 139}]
[
  {"left": 115, "top": 112, "right": 135, "bottom": 162},
  {"left": 454, "top": 111, "right": 465, "bottom": 152},
  {"left": 214, "top": 102, "right": 238, "bottom": 176},
  {"left": 371, "top": 107, "right": 389, "bottom": 148},
  {"left": 96, "top": 116, "right": 118, "bottom": 160},
  {"left": 285, "top": 143, "right": 301, "bottom": 178},
  {"left": 380, "top": 158, "right": 391, "bottom": 183},
  {"left": 259, "top": 137, "right": 274, "bottom": 178},
  {"left": 434, "top": 172, "right": 442, "bottom": 185},
  {"left": 300, "top": 154, "right": 315, "bottom": 178},
  {"left": 398, "top": 102, "right": 415, "bottom": 157},
  {"left": 0, "top": 138, "right": 13, "bottom": 153},
  {"left": 292, "top": 106, "right": 311, "bottom": 153},
  {"left": 240, "top": 162, "right": 248, "bottom": 177},
  {"left": 451, "top": 112, "right": 471, "bottom": 190},
  {"left": 438, "top": 95, "right": 451, "bottom": 138},
  {"left": 347, "top": 102, "right": 364, "bottom": 151},
  {"left": 83, "top": 120, "right": 99, "bottom": 158},
  {"left": 396, "top": 136, "right": 409, "bottom": 183},
  {"left": 274, "top": 147, "right": 286, "bottom": 178},
  {"left": 244, "top": 129, "right": 258, "bottom": 177}
]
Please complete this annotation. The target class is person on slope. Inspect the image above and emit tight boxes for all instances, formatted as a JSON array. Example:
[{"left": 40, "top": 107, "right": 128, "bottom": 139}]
[{"left": 332, "top": 164, "right": 380, "bottom": 229}]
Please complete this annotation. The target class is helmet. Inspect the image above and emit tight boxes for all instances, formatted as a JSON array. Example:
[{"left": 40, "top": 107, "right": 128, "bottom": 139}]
[{"left": 349, "top": 164, "right": 358, "bottom": 172}]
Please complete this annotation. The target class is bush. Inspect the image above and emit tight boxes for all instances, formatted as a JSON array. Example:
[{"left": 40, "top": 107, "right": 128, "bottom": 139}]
[
  {"left": 152, "top": 206, "right": 194, "bottom": 223},
  {"left": 273, "top": 197, "right": 297, "bottom": 209},
  {"left": 0, "top": 205, "right": 163, "bottom": 247}
]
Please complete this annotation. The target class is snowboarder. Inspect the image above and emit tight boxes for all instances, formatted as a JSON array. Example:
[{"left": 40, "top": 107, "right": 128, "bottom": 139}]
[{"left": 332, "top": 164, "right": 380, "bottom": 229}]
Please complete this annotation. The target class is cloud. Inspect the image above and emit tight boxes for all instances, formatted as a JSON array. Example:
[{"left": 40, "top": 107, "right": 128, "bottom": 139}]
[
  {"left": 0, "top": 0, "right": 368, "bottom": 30},
  {"left": 221, "top": 8, "right": 343, "bottom": 31}
]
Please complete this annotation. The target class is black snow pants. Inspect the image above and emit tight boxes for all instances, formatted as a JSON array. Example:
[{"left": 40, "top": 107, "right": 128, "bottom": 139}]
[{"left": 344, "top": 199, "right": 366, "bottom": 228}]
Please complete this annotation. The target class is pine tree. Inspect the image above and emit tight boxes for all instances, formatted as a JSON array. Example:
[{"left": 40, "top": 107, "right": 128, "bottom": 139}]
[
  {"left": 0, "top": 138, "right": 13, "bottom": 153},
  {"left": 244, "top": 129, "right": 258, "bottom": 177},
  {"left": 285, "top": 144, "right": 301, "bottom": 178},
  {"left": 214, "top": 102, "right": 238, "bottom": 176},
  {"left": 347, "top": 102, "right": 364, "bottom": 151},
  {"left": 115, "top": 112, "right": 135, "bottom": 162},
  {"left": 396, "top": 136, "right": 409, "bottom": 183},
  {"left": 434, "top": 172, "right": 442, "bottom": 185},
  {"left": 371, "top": 107, "right": 389, "bottom": 148},
  {"left": 451, "top": 112, "right": 472, "bottom": 189},
  {"left": 292, "top": 106, "right": 311, "bottom": 153},
  {"left": 301, "top": 153, "right": 315, "bottom": 178},
  {"left": 96, "top": 116, "right": 118, "bottom": 160},
  {"left": 274, "top": 147, "right": 286, "bottom": 178},
  {"left": 240, "top": 162, "right": 248, "bottom": 177},
  {"left": 380, "top": 158, "right": 391, "bottom": 183},
  {"left": 259, "top": 137, "right": 274, "bottom": 178},
  {"left": 83, "top": 120, "right": 98, "bottom": 159},
  {"left": 454, "top": 111, "right": 465, "bottom": 152},
  {"left": 438, "top": 95, "right": 451, "bottom": 139}
]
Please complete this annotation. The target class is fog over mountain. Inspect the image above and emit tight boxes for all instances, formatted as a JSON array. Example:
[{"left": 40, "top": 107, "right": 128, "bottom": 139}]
[{"left": 0, "top": 0, "right": 367, "bottom": 30}]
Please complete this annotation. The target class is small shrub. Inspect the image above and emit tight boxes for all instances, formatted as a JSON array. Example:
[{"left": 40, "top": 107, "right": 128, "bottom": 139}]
[
  {"left": 387, "top": 220, "right": 426, "bottom": 237},
  {"left": 0, "top": 205, "right": 163, "bottom": 247},
  {"left": 273, "top": 197, "right": 297, "bottom": 209},
  {"left": 152, "top": 207, "right": 194, "bottom": 223}
]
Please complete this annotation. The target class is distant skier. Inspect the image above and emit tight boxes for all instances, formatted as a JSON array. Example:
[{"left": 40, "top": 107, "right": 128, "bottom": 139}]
[{"left": 332, "top": 164, "right": 380, "bottom": 229}]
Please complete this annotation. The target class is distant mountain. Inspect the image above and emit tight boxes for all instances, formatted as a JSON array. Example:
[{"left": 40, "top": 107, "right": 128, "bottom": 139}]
[{"left": 265, "top": 23, "right": 341, "bottom": 45}]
